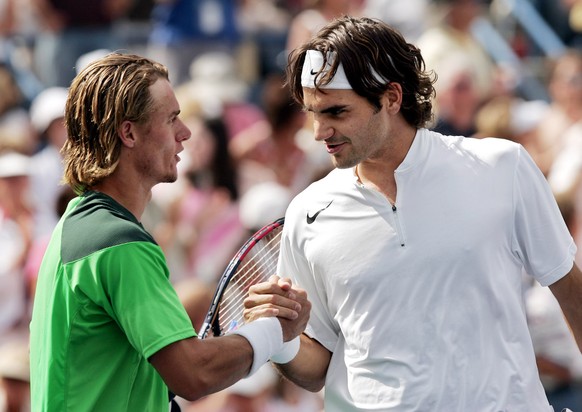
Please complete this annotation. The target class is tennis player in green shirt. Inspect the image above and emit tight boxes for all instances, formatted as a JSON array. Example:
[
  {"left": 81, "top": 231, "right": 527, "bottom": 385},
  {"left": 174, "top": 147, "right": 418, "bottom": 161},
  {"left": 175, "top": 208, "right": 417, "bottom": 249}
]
[{"left": 29, "top": 52, "right": 310, "bottom": 411}]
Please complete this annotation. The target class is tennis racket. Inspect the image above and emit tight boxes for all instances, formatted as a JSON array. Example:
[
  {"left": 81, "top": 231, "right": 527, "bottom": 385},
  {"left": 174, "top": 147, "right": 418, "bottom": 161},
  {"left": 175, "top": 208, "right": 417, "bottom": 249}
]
[{"left": 198, "top": 217, "right": 285, "bottom": 339}]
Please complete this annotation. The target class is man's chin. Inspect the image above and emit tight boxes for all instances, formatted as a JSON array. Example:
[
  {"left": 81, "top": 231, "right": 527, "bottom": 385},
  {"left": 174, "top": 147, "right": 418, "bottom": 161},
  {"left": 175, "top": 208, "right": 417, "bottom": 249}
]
[
  {"left": 332, "top": 158, "right": 358, "bottom": 170},
  {"left": 161, "top": 174, "right": 178, "bottom": 184}
]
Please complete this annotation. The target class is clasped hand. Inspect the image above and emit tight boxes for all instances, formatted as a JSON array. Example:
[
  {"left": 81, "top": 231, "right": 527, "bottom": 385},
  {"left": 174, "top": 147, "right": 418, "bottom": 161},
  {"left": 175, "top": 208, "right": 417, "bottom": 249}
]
[{"left": 243, "top": 275, "right": 311, "bottom": 342}]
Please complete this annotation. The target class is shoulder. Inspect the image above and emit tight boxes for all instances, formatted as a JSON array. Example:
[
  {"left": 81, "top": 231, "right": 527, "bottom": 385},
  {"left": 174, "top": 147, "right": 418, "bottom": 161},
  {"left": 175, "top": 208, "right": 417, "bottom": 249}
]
[
  {"left": 284, "top": 168, "right": 350, "bottom": 225},
  {"left": 61, "top": 192, "right": 157, "bottom": 264},
  {"left": 291, "top": 168, "right": 349, "bottom": 202},
  {"left": 428, "top": 130, "right": 523, "bottom": 165},
  {"left": 460, "top": 135, "right": 524, "bottom": 166}
]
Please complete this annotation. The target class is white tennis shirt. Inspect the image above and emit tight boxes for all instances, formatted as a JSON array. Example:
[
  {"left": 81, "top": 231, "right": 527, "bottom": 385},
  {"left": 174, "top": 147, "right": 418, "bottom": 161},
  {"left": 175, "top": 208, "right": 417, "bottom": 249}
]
[{"left": 279, "top": 129, "right": 576, "bottom": 411}]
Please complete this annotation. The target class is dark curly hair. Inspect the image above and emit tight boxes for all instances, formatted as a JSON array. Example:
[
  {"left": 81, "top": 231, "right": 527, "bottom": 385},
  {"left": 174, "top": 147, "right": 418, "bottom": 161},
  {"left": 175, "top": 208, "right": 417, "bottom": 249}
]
[{"left": 286, "top": 16, "right": 436, "bottom": 128}]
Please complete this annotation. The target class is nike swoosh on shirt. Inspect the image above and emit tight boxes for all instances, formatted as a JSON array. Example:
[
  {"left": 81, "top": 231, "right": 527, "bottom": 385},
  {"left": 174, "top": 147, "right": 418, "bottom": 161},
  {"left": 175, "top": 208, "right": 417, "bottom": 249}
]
[
  {"left": 306, "top": 201, "right": 333, "bottom": 224},
  {"left": 310, "top": 69, "right": 318, "bottom": 75}
]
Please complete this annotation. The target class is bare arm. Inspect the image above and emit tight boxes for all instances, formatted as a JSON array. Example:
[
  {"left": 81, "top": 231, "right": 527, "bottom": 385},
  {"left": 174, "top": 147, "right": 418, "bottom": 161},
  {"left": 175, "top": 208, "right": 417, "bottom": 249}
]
[
  {"left": 150, "top": 278, "right": 309, "bottom": 401},
  {"left": 150, "top": 334, "right": 253, "bottom": 400},
  {"left": 275, "top": 333, "right": 331, "bottom": 392},
  {"left": 244, "top": 276, "right": 331, "bottom": 392},
  {"left": 549, "top": 263, "right": 582, "bottom": 351}
]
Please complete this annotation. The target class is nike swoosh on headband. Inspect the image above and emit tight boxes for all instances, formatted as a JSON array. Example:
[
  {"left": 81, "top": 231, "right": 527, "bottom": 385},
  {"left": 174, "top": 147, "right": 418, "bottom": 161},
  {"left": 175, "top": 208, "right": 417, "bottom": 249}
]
[{"left": 301, "top": 50, "right": 390, "bottom": 89}]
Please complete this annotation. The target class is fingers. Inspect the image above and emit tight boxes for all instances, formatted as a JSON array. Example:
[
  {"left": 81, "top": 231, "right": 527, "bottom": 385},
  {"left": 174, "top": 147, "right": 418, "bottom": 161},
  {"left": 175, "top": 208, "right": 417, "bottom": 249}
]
[
  {"left": 243, "top": 290, "right": 311, "bottom": 342},
  {"left": 250, "top": 277, "right": 295, "bottom": 299},
  {"left": 244, "top": 277, "right": 308, "bottom": 324},
  {"left": 244, "top": 290, "right": 301, "bottom": 320},
  {"left": 279, "top": 293, "right": 311, "bottom": 341},
  {"left": 243, "top": 306, "right": 280, "bottom": 323},
  {"left": 267, "top": 275, "right": 294, "bottom": 291}
]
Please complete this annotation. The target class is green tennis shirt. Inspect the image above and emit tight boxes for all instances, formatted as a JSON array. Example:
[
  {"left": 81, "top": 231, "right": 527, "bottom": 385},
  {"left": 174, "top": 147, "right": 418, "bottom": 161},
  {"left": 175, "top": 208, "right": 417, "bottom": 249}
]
[{"left": 30, "top": 191, "right": 197, "bottom": 411}]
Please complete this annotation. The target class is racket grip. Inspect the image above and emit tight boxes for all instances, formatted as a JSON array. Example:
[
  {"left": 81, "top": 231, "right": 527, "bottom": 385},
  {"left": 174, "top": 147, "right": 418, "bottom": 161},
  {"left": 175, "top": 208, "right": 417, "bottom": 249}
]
[
  {"left": 232, "top": 317, "right": 284, "bottom": 376},
  {"left": 270, "top": 336, "right": 300, "bottom": 364}
]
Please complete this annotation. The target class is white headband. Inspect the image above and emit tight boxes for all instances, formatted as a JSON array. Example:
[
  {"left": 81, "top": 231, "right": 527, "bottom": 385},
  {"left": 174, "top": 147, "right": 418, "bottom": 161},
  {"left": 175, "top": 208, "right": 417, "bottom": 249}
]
[
  {"left": 301, "top": 50, "right": 352, "bottom": 89},
  {"left": 301, "top": 50, "right": 390, "bottom": 90}
]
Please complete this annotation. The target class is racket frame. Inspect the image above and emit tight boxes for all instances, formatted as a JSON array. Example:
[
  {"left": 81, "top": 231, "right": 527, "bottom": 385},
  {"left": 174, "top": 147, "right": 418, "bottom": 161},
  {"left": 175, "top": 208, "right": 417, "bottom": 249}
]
[{"left": 198, "top": 217, "right": 285, "bottom": 339}]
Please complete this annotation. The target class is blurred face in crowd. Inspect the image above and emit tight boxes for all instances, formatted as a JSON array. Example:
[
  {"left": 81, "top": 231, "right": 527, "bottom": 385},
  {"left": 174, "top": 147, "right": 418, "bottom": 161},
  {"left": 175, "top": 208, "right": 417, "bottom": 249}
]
[
  {"left": 549, "top": 53, "right": 582, "bottom": 110},
  {"left": 184, "top": 117, "right": 216, "bottom": 172}
]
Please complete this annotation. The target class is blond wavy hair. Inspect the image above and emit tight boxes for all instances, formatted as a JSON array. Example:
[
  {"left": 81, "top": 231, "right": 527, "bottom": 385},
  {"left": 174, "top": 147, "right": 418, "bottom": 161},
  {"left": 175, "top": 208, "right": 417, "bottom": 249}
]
[{"left": 62, "top": 53, "right": 169, "bottom": 194}]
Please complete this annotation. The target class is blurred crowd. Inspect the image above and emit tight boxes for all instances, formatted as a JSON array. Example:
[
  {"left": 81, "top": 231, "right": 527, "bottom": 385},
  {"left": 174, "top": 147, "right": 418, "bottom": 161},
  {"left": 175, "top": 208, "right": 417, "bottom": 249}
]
[{"left": 2, "top": 0, "right": 582, "bottom": 410}]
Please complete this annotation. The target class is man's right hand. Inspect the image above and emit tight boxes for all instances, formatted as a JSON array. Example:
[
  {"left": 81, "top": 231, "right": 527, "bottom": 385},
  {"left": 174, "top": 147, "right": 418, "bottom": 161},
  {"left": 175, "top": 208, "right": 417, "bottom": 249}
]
[{"left": 244, "top": 275, "right": 311, "bottom": 341}]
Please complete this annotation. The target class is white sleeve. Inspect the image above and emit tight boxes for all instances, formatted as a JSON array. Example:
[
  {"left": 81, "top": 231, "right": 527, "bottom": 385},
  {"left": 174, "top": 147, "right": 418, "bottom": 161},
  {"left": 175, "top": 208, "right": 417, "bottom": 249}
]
[
  {"left": 511, "top": 145, "right": 576, "bottom": 286},
  {"left": 277, "top": 217, "right": 339, "bottom": 353}
]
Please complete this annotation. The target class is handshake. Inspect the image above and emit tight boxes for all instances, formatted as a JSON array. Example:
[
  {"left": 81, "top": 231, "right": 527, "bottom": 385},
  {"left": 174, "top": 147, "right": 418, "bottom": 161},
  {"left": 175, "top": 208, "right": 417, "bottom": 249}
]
[{"left": 234, "top": 275, "right": 311, "bottom": 376}]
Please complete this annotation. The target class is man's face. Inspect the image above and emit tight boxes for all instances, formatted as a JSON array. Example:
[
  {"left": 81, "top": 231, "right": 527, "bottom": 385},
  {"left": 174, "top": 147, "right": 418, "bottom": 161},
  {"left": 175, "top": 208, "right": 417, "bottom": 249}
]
[
  {"left": 130, "top": 78, "right": 191, "bottom": 186},
  {"left": 302, "top": 87, "right": 391, "bottom": 169}
]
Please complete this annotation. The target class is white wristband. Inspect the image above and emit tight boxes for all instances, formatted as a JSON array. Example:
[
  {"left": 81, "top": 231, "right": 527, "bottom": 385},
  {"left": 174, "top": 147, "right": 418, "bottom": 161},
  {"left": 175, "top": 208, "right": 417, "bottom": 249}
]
[
  {"left": 270, "top": 336, "right": 300, "bottom": 364},
  {"left": 231, "top": 317, "right": 284, "bottom": 376}
]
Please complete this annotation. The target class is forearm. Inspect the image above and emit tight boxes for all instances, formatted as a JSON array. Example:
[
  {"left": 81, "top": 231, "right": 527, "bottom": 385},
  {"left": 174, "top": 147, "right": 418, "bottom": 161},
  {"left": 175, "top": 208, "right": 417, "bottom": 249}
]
[
  {"left": 151, "top": 334, "right": 254, "bottom": 401},
  {"left": 549, "top": 263, "right": 582, "bottom": 351},
  {"left": 152, "top": 317, "right": 289, "bottom": 401},
  {"left": 274, "top": 334, "right": 331, "bottom": 392}
]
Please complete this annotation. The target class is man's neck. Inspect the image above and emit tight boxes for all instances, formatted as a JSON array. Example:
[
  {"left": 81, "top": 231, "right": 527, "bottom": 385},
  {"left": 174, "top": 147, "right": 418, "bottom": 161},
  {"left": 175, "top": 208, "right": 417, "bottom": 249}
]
[{"left": 91, "top": 178, "right": 151, "bottom": 221}]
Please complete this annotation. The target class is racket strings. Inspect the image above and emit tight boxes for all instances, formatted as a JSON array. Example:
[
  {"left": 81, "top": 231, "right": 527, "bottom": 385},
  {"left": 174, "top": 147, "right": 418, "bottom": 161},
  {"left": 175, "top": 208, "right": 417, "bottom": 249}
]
[
  {"left": 219, "top": 234, "right": 281, "bottom": 326},
  {"left": 220, "top": 250, "right": 279, "bottom": 325},
  {"left": 218, "top": 231, "right": 283, "bottom": 330}
]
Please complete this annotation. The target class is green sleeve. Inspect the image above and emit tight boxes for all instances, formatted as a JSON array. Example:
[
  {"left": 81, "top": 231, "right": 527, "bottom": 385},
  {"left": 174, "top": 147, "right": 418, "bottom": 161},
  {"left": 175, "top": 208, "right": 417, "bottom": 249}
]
[{"left": 73, "top": 241, "right": 197, "bottom": 358}]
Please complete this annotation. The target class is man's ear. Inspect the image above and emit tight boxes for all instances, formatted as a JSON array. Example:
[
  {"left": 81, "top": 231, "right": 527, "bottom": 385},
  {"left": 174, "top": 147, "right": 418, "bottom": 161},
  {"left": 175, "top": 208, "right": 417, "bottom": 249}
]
[
  {"left": 119, "top": 120, "right": 136, "bottom": 148},
  {"left": 382, "top": 83, "right": 403, "bottom": 114}
]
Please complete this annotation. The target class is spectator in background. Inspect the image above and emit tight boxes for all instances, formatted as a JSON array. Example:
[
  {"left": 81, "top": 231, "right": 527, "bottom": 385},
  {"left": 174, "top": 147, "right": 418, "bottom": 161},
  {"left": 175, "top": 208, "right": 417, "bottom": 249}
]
[
  {"left": 0, "top": 64, "right": 34, "bottom": 155},
  {"left": 285, "top": 0, "right": 362, "bottom": 53},
  {"left": 429, "top": 52, "right": 481, "bottom": 137},
  {"left": 541, "top": 51, "right": 582, "bottom": 257},
  {"left": 236, "top": 0, "right": 292, "bottom": 86},
  {"left": 0, "top": 0, "right": 45, "bottom": 105},
  {"left": 182, "top": 363, "right": 279, "bottom": 411},
  {"left": 149, "top": 51, "right": 263, "bottom": 237},
  {"left": 474, "top": 95, "right": 552, "bottom": 175},
  {"left": 230, "top": 74, "right": 323, "bottom": 195},
  {"left": 0, "top": 337, "right": 30, "bottom": 412},
  {"left": 532, "top": 0, "right": 582, "bottom": 48},
  {"left": 567, "top": 0, "right": 582, "bottom": 47},
  {"left": 112, "top": 0, "right": 155, "bottom": 56},
  {"left": 0, "top": 151, "right": 33, "bottom": 336},
  {"left": 154, "top": 114, "right": 246, "bottom": 285},
  {"left": 74, "top": 48, "right": 112, "bottom": 76},
  {"left": 23, "top": 185, "right": 76, "bottom": 312},
  {"left": 0, "top": 0, "right": 17, "bottom": 60},
  {"left": 239, "top": 181, "right": 292, "bottom": 234},
  {"left": 175, "top": 51, "right": 265, "bottom": 143},
  {"left": 147, "top": 0, "right": 241, "bottom": 86},
  {"left": 30, "top": 0, "right": 133, "bottom": 87},
  {"left": 538, "top": 50, "right": 582, "bottom": 179},
  {"left": 174, "top": 277, "right": 214, "bottom": 333},
  {"left": 416, "top": 0, "right": 497, "bottom": 104},
  {"left": 27, "top": 86, "right": 68, "bottom": 238},
  {"left": 362, "top": 0, "right": 429, "bottom": 42}
]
